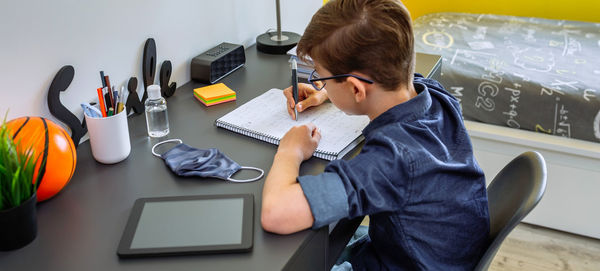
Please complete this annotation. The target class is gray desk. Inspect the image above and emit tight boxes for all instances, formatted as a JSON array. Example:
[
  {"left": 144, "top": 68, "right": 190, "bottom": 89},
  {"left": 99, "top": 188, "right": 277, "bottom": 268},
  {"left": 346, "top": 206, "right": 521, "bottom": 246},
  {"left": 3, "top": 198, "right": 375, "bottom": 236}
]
[{"left": 0, "top": 46, "right": 440, "bottom": 271}]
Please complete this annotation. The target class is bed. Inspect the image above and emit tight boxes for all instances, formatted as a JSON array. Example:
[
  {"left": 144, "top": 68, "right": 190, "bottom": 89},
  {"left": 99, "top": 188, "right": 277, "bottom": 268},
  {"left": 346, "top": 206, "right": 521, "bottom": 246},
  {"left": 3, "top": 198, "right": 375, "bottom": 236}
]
[{"left": 404, "top": 0, "right": 600, "bottom": 239}]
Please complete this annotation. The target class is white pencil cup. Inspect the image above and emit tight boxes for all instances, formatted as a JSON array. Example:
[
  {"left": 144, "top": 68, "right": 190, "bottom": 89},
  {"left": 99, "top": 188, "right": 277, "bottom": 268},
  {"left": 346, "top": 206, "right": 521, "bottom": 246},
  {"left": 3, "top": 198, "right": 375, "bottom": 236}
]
[{"left": 85, "top": 110, "right": 131, "bottom": 164}]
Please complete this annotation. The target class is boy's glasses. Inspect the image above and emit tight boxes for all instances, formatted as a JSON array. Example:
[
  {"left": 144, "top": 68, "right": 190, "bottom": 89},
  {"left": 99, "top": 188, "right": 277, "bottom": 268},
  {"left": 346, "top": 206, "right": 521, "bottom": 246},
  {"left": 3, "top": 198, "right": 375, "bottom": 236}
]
[{"left": 308, "top": 69, "right": 374, "bottom": 90}]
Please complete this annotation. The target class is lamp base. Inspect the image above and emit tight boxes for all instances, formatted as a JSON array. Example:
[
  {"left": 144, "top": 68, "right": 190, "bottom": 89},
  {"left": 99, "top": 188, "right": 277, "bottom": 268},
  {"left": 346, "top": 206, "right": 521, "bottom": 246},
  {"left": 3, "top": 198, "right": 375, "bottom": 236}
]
[{"left": 256, "top": 31, "right": 301, "bottom": 55}]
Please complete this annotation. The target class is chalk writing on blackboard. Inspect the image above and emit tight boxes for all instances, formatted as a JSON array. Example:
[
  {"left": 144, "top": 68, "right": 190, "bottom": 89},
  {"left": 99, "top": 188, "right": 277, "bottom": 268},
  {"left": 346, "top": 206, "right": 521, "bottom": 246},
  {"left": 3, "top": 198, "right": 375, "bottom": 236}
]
[
  {"left": 503, "top": 87, "right": 521, "bottom": 129},
  {"left": 550, "top": 79, "right": 578, "bottom": 91},
  {"left": 536, "top": 124, "right": 552, "bottom": 134},
  {"left": 594, "top": 110, "right": 600, "bottom": 140},
  {"left": 473, "top": 26, "right": 487, "bottom": 40},
  {"left": 513, "top": 47, "right": 555, "bottom": 72},
  {"left": 555, "top": 104, "right": 571, "bottom": 137},
  {"left": 422, "top": 30, "right": 454, "bottom": 50},
  {"left": 451, "top": 49, "right": 495, "bottom": 65},
  {"left": 583, "top": 89, "right": 597, "bottom": 102},
  {"left": 450, "top": 87, "right": 464, "bottom": 105},
  {"left": 540, "top": 87, "right": 565, "bottom": 96}
]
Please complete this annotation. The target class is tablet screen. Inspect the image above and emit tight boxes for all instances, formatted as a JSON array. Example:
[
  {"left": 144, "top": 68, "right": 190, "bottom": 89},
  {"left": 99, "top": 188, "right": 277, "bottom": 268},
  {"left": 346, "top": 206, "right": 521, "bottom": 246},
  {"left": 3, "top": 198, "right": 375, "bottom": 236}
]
[
  {"left": 117, "top": 194, "right": 253, "bottom": 258},
  {"left": 130, "top": 198, "right": 244, "bottom": 249}
]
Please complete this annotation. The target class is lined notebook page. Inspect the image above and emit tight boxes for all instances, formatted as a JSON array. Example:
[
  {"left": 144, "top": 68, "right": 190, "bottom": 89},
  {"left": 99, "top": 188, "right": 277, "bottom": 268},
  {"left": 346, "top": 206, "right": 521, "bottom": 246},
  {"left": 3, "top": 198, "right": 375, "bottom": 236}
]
[{"left": 216, "top": 88, "right": 370, "bottom": 160}]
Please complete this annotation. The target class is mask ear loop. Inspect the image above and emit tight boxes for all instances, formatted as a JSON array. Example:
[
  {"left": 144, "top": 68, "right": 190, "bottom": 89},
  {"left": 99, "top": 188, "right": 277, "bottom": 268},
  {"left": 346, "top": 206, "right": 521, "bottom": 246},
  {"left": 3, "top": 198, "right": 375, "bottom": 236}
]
[
  {"left": 227, "top": 167, "right": 265, "bottom": 183},
  {"left": 152, "top": 139, "right": 183, "bottom": 157}
]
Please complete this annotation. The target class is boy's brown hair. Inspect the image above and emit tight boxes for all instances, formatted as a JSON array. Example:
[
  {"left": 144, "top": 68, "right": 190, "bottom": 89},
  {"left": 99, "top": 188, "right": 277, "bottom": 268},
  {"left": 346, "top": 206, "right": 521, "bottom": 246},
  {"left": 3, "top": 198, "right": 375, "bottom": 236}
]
[{"left": 297, "top": 0, "right": 415, "bottom": 91}]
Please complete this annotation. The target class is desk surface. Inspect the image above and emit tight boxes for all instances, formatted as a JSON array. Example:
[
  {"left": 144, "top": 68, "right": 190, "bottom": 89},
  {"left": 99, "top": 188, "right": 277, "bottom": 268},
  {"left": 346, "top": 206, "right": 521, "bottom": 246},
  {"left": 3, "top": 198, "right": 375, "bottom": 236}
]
[{"left": 0, "top": 46, "right": 440, "bottom": 271}]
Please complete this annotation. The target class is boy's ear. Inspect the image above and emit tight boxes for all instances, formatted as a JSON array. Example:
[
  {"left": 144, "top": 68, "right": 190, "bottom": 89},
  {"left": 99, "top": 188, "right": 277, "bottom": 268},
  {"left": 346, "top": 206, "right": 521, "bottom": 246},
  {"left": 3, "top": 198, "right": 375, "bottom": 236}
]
[{"left": 346, "top": 77, "right": 367, "bottom": 103}]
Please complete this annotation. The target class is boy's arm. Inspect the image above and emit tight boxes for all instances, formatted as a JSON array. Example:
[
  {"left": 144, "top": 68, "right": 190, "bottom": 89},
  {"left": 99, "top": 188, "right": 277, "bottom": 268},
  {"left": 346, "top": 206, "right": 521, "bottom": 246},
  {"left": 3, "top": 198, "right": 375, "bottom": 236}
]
[{"left": 261, "top": 124, "right": 321, "bottom": 234}]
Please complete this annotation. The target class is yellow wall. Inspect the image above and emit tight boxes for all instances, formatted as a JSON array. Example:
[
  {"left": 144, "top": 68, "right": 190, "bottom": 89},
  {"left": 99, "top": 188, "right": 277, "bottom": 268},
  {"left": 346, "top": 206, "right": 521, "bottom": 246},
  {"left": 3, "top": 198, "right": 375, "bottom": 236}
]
[
  {"left": 403, "top": 0, "right": 600, "bottom": 22},
  {"left": 324, "top": 0, "right": 600, "bottom": 23}
]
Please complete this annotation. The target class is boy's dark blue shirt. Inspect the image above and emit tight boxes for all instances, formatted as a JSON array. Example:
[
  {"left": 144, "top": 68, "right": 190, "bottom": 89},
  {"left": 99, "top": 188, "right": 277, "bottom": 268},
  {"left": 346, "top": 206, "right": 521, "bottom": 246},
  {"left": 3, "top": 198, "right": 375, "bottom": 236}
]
[{"left": 298, "top": 74, "right": 490, "bottom": 270}]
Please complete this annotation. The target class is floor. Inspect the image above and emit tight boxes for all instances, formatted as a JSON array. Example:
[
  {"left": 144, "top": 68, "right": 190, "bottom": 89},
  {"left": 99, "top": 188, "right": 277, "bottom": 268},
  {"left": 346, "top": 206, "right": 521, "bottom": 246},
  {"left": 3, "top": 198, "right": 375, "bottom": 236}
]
[
  {"left": 489, "top": 223, "right": 600, "bottom": 271},
  {"left": 360, "top": 218, "right": 600, "bottom": 270}
]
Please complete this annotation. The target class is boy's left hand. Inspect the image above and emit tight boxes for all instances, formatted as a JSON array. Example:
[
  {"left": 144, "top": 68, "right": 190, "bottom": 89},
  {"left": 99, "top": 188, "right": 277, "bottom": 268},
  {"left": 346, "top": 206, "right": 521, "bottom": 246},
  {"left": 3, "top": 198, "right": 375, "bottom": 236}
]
[{"left": 277, "top": 123, "right": 321, "bottom": 162}]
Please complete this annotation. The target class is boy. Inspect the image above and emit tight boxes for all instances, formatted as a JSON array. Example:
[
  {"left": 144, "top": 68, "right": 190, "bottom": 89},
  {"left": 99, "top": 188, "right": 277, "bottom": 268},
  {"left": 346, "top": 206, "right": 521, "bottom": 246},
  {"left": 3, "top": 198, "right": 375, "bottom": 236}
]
[{"left": 261, "top": 0, "right": 489, "bottom": 270}]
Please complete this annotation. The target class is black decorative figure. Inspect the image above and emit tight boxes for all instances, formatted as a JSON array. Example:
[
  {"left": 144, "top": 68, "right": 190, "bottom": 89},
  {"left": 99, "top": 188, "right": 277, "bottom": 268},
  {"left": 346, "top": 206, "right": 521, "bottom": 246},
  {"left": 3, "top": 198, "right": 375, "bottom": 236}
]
[
  {"left": 159, "top": 60, "right": 177, "bottom": 97},
  {"left": 47, "top": 65, "right": 86, "bottom": 148},
  {"left": 141, "top": 38, "right": 157, "bottom": 103},
  {"left": 125, "top": 77, "right": 144, "bottom": 115}
]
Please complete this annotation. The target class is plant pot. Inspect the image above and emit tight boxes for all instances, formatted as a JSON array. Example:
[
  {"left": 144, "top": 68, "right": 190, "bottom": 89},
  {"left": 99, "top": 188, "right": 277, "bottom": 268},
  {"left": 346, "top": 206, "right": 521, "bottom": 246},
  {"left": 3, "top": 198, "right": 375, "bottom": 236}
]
[{"left": 0, "top": 193, "right": 38, "bottom": 251}]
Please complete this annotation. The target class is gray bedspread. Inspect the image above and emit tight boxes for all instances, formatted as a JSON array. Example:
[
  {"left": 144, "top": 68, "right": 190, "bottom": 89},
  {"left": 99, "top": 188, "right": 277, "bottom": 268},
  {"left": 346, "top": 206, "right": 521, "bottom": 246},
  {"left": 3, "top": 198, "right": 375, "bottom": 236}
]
[{"left": 414, "top": 12, "right": 600, "bottom": 143}]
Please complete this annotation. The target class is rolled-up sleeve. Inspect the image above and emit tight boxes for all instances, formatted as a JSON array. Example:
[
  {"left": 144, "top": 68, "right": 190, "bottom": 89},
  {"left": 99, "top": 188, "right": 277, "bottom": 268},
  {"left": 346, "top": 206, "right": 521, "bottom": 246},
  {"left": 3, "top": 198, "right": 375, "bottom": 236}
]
[{"left": 298, "top": 172, "right": 350, "bottom": 229}]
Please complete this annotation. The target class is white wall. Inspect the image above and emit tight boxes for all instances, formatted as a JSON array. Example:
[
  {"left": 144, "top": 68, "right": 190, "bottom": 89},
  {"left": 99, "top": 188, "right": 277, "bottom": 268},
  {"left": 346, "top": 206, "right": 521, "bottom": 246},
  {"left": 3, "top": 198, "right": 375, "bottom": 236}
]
[{"left": 0, "top": 0, "right": 320, "bottom": 129}]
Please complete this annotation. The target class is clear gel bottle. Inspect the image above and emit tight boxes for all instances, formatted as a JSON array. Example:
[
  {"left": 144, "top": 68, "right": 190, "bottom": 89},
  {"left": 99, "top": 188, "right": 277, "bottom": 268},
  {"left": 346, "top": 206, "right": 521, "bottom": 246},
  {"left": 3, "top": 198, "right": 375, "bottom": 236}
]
[{"left": 145, "top": 85, "right": 170, "bottom": 137}]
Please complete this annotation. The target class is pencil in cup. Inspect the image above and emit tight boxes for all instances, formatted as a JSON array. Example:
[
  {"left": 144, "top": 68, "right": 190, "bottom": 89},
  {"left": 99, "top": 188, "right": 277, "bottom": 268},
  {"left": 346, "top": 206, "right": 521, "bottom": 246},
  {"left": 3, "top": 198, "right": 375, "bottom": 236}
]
[{"left": 97, "top": 88, "right": 108, "bottom": 117}]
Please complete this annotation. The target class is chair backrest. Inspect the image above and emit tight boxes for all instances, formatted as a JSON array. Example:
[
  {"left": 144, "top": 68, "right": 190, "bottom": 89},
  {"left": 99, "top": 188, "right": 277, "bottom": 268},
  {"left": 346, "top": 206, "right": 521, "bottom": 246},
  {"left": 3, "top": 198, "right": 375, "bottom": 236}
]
[{"left": 473, "top": 151, "right": 547, "bottom": 271}]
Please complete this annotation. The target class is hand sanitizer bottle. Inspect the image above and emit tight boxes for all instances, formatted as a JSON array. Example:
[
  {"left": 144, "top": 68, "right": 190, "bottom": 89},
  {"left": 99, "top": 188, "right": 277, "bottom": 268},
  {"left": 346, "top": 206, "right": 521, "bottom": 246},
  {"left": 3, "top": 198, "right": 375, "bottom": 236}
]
[{"left": 145, "top": 85, "right": 169, "bottom": 137}]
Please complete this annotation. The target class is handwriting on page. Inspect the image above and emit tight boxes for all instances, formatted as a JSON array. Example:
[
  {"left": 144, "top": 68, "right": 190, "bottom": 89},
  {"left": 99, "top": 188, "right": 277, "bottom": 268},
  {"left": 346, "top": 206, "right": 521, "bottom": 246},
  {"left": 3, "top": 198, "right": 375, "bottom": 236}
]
[{"left": 218, "top": 89, "right": 370, "bottom": 154}]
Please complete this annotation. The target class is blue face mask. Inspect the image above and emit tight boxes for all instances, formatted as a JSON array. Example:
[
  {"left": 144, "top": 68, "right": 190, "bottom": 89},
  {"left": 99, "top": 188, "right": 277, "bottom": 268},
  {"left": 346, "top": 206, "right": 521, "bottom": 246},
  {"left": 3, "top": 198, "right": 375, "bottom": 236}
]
[{"left": 152, "top": 139, "right": 264, "bottom": 183}]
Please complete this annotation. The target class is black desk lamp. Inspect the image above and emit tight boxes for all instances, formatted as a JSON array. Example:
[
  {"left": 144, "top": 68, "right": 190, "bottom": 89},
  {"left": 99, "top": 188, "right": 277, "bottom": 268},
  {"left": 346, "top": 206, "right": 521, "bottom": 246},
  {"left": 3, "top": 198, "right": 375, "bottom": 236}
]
[{"left": 256, "top": 0, "right": 301, "bottom": 54}]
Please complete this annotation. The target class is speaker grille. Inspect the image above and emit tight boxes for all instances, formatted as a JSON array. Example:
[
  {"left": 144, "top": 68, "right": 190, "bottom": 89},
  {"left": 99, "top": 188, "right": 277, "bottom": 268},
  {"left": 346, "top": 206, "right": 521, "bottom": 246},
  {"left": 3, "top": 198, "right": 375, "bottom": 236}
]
[{"left": 210, "top": 46, "right": 245, "bottom": 83}]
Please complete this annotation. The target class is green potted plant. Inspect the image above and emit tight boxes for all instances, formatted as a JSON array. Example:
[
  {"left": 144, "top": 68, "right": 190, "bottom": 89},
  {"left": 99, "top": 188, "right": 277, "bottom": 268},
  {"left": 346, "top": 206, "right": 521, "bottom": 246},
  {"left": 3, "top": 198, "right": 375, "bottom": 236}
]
[{"left": 0, "top": 117, "right": 43, "bottom": 250}]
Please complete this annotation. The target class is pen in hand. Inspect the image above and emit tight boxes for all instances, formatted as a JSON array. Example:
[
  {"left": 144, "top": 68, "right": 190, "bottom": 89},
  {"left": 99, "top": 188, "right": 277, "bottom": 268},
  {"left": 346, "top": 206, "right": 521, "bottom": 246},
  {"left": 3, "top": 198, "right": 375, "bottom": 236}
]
[{"left": 291, "top": 57, "right": 299, "bottom": 121}]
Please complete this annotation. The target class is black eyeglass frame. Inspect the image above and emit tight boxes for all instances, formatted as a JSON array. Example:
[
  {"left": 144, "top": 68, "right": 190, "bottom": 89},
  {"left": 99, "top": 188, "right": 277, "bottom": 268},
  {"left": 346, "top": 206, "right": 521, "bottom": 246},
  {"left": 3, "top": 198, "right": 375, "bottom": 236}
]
[{"left": 308, "top": 69, "right": 374, "bottom": 90}]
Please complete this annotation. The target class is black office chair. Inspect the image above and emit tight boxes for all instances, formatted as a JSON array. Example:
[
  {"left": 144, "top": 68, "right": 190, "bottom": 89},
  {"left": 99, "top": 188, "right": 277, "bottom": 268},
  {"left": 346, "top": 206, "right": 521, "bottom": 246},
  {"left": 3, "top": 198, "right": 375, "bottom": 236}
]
[{"left": 474, "top": 151, "right": 547, "bottom": 271}]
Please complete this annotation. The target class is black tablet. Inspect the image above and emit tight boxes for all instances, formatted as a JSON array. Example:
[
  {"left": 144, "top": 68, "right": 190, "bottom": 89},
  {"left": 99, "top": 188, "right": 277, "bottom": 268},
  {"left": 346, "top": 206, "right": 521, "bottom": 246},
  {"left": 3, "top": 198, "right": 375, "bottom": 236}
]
[{"left": 117, "top": 194, "right": 253, "bottom": 258}]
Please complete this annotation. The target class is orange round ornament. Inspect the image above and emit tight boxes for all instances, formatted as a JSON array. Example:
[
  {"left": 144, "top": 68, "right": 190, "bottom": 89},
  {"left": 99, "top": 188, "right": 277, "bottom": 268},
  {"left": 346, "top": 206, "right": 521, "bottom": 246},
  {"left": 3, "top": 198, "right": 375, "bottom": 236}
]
[{"left": 6, "top": 117, "right": 77, "bottom": 202}]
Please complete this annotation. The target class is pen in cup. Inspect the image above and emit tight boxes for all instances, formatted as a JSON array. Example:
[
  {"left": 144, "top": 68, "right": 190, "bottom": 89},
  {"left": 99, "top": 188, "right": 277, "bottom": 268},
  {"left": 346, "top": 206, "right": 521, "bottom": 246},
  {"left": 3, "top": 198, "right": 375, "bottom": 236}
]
[
  {"left": 96, "top": 71, "right": 127, "bottom": 117},
  {"left": 104, "top": 87, "right": 111, "bottom": 113},
  {"left": 104, "top": 75, "right": 114, "bottom": 108},
  {"left": 100, "top": 71, "right": 107, "bottom": 88},
  {"left": 117, "top": 86, "right": 125, "bottom": 113},
  {"left": 113, "top": 87, "right": 118, "bottom": 109},
  {"left": 100, "top": 71, "right": 110, "bottom": 109}
]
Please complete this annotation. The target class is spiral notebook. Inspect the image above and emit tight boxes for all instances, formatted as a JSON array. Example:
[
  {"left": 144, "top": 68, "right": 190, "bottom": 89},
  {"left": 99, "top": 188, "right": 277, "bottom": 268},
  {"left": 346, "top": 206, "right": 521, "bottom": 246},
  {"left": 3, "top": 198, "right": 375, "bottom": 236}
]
[{"left": 215, "top": 88, "right": 370, "bottom": 161}]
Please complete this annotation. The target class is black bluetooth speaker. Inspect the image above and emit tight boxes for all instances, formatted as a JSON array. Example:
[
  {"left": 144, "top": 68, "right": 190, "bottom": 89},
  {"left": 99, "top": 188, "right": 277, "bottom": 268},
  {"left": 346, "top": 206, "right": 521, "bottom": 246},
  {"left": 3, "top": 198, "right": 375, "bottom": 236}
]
[{"left": 191, "top": 42, "right": 246, "bottom": 84}]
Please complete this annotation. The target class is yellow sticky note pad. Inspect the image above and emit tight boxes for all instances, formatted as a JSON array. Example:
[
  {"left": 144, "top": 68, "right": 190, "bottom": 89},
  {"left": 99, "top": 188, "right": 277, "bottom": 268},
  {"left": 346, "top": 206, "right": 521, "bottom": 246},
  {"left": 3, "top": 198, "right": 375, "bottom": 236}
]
[{"left": 193, "top": 83, "right": 236, "bottom": 106}]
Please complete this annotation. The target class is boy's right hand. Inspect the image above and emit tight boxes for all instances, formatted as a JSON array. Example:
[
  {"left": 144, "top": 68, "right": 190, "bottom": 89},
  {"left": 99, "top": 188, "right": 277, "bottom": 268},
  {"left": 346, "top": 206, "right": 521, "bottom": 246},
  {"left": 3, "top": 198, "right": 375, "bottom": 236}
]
[{"left": 283, "top": 83, "right": 328, "bottom": 120}]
